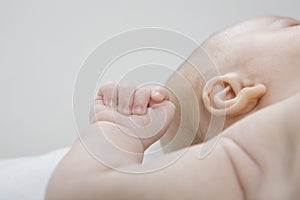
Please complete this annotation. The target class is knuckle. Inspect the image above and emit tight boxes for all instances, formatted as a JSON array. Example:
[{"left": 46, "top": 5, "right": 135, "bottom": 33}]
[
  {"left": 101, "top": 81, "right": 112, "bottom": 88},
  {"left": 136, "top": 86, "right": 151, "bottom": 95},
  {"left": 100, "top": 81, "right": 117, "bottom": 91},
  {"left": 155, "top": 86, "right": 167, "bottom": 93}
]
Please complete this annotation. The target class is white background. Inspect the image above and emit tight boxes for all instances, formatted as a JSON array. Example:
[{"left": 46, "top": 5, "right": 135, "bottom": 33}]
[{"left": 1, "top": 0, "right": 300, "bottom": 158}]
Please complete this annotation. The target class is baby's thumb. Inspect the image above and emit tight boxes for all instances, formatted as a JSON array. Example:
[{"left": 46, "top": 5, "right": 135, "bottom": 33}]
[
  {"left": 150, "top": 87, "right": 170, "bottom": 104},
  {"left": 144, "top": 101, "right": 176, "bottom": 146}
]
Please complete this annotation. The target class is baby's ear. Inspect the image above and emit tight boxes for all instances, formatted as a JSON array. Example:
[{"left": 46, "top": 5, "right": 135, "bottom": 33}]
[{"left": 202, "top": 73, "right": 267, "bottom": 117}]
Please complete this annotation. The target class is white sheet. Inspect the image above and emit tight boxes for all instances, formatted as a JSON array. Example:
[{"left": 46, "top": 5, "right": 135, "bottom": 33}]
[
  {"left": 0, "top": 148, "right": 69, "bottom": 200},
  {"left": 0, "top": 141, "right": 163, "bottom": 200}
]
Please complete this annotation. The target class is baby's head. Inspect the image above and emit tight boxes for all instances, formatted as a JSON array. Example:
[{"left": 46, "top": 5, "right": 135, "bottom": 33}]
[{"left": 162, "top": 16, "right": 300, "bottom": 150}]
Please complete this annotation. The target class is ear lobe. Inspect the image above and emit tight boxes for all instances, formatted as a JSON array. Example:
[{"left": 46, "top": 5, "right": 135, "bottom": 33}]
[{"left": 202, "top": 73, "right": 267, "bottom": 116}]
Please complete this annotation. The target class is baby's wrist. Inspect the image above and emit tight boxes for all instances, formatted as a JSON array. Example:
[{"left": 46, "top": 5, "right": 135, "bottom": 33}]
[
  {"left": 80, "top": 121, "right": 145, "bottom": 167},
  {"left": 94, "top": 121, "right": 145, "bottom": 154}
]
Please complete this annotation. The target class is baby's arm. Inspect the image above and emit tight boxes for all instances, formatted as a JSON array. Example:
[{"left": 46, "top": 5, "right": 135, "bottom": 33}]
[
  {"left": 51, "top": 81, "right": 174, "bottom": 170},
  {"left": 46, "top": 85, "right": 300, "bottom": 200},
  {"left": 46, "top": 82, "right": 175, "bottom": 199}
]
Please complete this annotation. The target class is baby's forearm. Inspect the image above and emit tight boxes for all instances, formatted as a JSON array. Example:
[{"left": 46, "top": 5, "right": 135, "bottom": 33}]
[
  {"left": 81, "top": 121, "right": 145, "bottom": 167},
  {"left": 80, "top": 121, "right": 146, "bottom": 170},
  {"left": 46, "top": 122, "right": 145, "bottom": 199}
]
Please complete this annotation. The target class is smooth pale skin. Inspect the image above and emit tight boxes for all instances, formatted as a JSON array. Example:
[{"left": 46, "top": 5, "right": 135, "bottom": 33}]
[
  {"left": 46, "top": 91, "right": 300, "bottom": 200},
  {"left": 161, "top": 15, "right": 300, "bottom": 149},
  {"left": 46, "top": 16, "right": 300, "bottom": 199}
]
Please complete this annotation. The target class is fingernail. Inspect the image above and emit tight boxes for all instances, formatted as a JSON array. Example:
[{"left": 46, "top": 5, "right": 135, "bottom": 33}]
[
  {"left": 152, "top": 91, "right": 163, "bottom": 101},
  {"left": 105, "top": 99, "right": 112, "bottom": 106},
  {"left": 134, "top": 105, "right": 144, "bottom": 114}
]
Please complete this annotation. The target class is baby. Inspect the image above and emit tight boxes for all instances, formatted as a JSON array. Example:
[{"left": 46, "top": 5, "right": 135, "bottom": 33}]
[{"left": 46, "top": 16, "right": 300, "bottom": 200}]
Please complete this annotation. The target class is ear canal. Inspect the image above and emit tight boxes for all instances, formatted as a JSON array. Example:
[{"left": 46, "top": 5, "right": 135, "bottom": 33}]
[
  {"left": 212, "top": 85, "right": 235, "bottom": 109},
  {"left": 202, "top": 74, "right": 267, "bottom": 117}
]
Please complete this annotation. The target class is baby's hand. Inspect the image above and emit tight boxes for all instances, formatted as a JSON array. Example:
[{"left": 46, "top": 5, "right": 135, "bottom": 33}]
[{"left": 89, "top": 81, "right": 175, "bottom": 150}]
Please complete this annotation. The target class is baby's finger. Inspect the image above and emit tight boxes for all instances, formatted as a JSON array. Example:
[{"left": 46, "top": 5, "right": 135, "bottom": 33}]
[
  {"left": 89, "top": 103, "right": 107, "bottom": 124},
  {"left": 150, "top": 86, "right": 170, "bottom": 103},
  {"left": 117, "top": 82, "right": 135, "bottom": 115},
  {"left": 98, "top": 81, "right": 118, "bottom": 107},
  {"left": 132, "top": 87, "right": 151, "bottom": 115}
]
